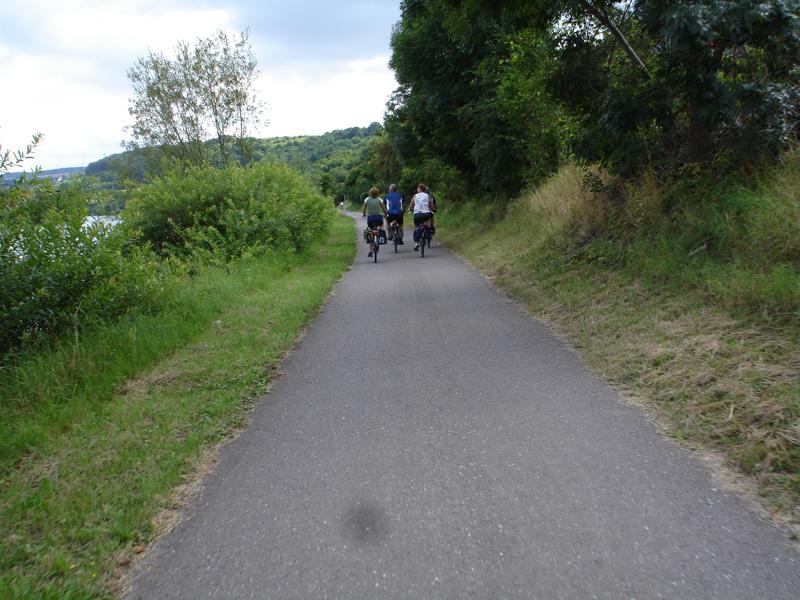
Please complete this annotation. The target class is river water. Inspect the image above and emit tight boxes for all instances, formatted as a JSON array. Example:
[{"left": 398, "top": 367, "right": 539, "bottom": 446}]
[{"left": 84, "top": 215, "right": 121, "bottom": 227}]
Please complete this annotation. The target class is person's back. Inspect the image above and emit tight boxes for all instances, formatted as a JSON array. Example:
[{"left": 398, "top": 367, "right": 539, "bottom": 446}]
[
  {"left": 364, "top": 195, "right": 383, "bottom": 216},
  {"left": 385, "top": 189, "right": 404, "bottom": 215},
  {"left": 409, "top": 183, "right": 435, "bottom": 251},
  {"left": 384, "top": 184, "right": 405, "bottom": 244},
  {"left": 362, "top": 187, "right": 387, "bottom": 258},
  {"left": 411, "top": 191, "right": 432, "bottom": 214}
]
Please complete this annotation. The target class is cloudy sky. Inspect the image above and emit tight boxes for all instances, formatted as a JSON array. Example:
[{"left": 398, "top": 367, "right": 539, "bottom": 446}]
[{"left": 0, "top": 0, "right": 400, "bottom": 170}]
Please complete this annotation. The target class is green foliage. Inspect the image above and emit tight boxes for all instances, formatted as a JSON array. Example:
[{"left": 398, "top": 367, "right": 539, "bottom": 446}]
[
  {"left": 122, "top": 161, "right": 332, "bottom": 260},
  {"left": 2, "top": 157, "right": 332, "bottom": 357},
  {"left": 388, "top": 0, "right": 564, "bottom": 196},
  {"left": 549, "top": 0, "right": 800, "bottom": 171},
  {"left": 58, "top": 174, "right": 131, "bottom": 215},
  {"left": 388, "top": 0, "right": 800, "bottom": 186},
  {"left": 341, "top": 130, "right": 415, "bottom": 202},
  {"left": 85, "top": 150, "right": 148, "bottom": 183},
  {"left": 638, "top": 0, "right": 800, "bottom": 164},
  {"left": 488, "top": 31, "right": 566, "bottom": 186},
  {"left": 0, "top": 180, "right": 162, "bottom": 354},
  {"left": 241, "top": 123, "right": 383, "bottom": 202}
]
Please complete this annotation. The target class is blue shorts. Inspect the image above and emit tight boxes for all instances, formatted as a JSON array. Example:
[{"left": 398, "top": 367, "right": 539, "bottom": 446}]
[{"left": 366, "top": 215, "right": 384, "bottom": 229}]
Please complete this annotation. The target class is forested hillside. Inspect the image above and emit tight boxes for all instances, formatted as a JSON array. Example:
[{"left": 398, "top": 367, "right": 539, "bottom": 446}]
[{"left": 85, "top": 123, "right": 384, "bottom": 205}]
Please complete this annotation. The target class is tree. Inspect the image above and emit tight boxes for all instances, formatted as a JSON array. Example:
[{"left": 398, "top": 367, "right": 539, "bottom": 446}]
[
  {"left": 127, "top": 50, "right": 208, "bottom": 165},
  {"left": 640, "top": 0, "right": 800, "bottom": 162},
  {"left": 388, "top": 0, "right": 563, "bottom": 195},
  {"left": 188, "top": 30, "right": 264, "bottom": 166},
  {"left": 126, "top": 30, "right": 265, "bottom": 167},
  {"left": 392, "top": 0, "right": 800, "bottom": 181}
]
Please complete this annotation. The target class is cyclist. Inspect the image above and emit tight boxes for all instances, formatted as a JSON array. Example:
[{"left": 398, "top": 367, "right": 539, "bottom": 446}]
[
  {"left": 384, "top": 183, "right": 405, "bottom": 244},
  {"left": 408, "top": 183, "right": 435, "bottom": 252},
  {"left": 362, "top": 187, "right": 387, "bottom": 258}
]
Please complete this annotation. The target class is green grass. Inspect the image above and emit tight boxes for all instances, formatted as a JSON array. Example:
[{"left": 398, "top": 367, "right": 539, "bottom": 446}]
[
  {"left": 0, "top": 215, "right": 355, "bottom": 599},
  {"left": 437, "top": 169, "right": 800, "bottom": 523}
]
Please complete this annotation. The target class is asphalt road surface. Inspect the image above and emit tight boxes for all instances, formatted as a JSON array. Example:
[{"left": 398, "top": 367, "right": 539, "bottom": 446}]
[{"left": 128, "top": 215, "right": 799, "bottom": 599}]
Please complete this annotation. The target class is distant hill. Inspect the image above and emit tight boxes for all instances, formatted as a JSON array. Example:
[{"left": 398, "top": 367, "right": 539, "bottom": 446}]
[
  {"left": 84, "top": 123, "right": 383, "bottom": 199},
  {"left": 2, "top": 166, "right": 85, "bottom": 186}
]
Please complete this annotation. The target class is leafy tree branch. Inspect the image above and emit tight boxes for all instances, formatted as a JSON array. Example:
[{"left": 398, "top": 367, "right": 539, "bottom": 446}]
[{"left": 0, "top": 132, "right": 44, "bottom": 173}]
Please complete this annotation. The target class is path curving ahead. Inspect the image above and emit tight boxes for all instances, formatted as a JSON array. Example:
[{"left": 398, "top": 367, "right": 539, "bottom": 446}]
[{"left": 128, "top": 215, "right": 799, "bottom": 599}]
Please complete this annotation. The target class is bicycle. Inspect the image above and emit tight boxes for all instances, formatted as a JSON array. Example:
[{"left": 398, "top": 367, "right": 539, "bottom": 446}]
[
  {"left": 365, "top": 222, "right": 385, "bottom": 263},
  {"left": 388, "top": 220, "right": 402, "bottom": 253},
  {"left": 370, "top": 225, "right": 380, "bottom": 262},
  {"left": 417, "top": 223, "right": 431, "bottom": 258}
]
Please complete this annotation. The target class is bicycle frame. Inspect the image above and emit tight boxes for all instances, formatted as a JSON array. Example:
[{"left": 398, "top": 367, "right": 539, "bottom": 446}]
[
  {"left": 418, "top": 223, "right": 431, "bottom": 257},
  {"left": 368, "top": 223, "right": 381, "bottom": 262},
  {"left": 389, "top": 220, "right": 401, "bottom": 253}
]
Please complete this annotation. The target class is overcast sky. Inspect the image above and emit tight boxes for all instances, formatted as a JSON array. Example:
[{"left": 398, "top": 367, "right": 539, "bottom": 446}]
[{"left": 0, "top": 0, "right": 400, "bottom": 170}]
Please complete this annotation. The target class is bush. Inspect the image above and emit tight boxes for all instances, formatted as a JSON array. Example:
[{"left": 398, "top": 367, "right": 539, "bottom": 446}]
[
  {"left": 123, "top": 161, "right": 332, "bottom": 259},
  {"left": 0, "top": 180, "right": 162, "bottom": 354},
  {"left": 2, "top": 161, "right": 333, "bottom": 357}
]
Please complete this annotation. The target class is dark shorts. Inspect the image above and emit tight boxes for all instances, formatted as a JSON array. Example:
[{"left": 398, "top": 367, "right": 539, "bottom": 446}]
[
  {"left": 366, "top": 215, "right": 384, "bottom": 229},
  {"left": 413, "top": 212, "right": 433, "bottom": 226},
  {"left": 387, "top": 213, "right": 404, "bottom": 226}
]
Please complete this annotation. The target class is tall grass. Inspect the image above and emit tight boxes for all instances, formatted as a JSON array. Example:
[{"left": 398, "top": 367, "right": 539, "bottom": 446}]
[{"left": 495, "top": 153, "right": 800, "bottom": 319}]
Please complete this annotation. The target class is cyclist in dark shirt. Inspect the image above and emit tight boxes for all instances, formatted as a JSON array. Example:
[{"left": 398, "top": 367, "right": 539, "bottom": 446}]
[{"left": 384, "top": 184, "right": 405, "bottom": 244}]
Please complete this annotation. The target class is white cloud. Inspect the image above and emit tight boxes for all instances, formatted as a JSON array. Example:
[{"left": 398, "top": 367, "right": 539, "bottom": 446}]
[
  {"left": 9, "top": 0, "right": 234, "bottom": 59},
  {"left": 0, "top": 2, "right": 399, "bottom": 169},
  {"left": 42, "top": 3, "right": 234, "bottom": 59},
  {"left": 0, "top": 46, "right": 129, "bottom": 168},
  {"left": 0, "top": 1, "right": 238, "bottom": 168},
  {"left": 260, "top": 55, "right": 396, "bottom": 137}
]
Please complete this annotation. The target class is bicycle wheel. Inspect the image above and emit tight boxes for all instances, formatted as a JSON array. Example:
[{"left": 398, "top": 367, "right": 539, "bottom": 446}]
[
  {"left": 373, "top": 239, "right": 379, "bottom": 263},
  {"left": 420, "top": 232, "right": 425, "bottom": 258}
]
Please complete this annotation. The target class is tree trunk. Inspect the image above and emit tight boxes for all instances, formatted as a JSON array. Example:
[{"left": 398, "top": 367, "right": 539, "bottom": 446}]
[{"left": 579, "top": 0, "right": 651, "bottom": 79}]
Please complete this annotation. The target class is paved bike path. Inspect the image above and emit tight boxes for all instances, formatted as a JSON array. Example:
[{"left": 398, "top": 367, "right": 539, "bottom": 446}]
[{"left": 127, "top": 215, "right": 799, "bottom": 599}]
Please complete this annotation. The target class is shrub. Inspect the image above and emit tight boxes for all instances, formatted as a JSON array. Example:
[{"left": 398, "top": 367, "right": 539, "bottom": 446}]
[
  {"left": 123, "top": 161, "right": 332, "bottom": 260},
  {"left": 0, "top": 180, "right": 162, "bottom": 354}
]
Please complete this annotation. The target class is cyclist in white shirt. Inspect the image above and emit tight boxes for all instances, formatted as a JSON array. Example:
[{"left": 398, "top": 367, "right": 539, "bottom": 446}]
[{"left": 408, "top": 183, "right": 436, "bottom": 251}]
